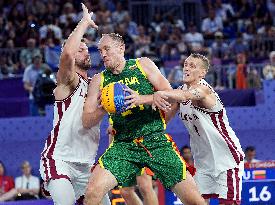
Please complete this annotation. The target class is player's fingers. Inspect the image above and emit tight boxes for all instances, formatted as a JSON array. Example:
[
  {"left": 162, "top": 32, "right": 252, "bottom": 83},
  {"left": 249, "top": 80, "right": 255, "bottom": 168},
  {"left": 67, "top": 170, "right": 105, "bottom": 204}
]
[
  {"left": 161, "top": 99, "right": 171, "bottom": 108},
  {"left": 92, "top": 23, "right": 98, "bottom": 30},
  {"left": 81, "top": 3, "right": 87, "bottom": 12},
  {"left": 123, "top": 88, "right": 135, "bottom": 94},
  {"left": 155, "top": 102, "right": 167, "bottom": 112},
  {"left": 126, "top": 103, "right": 135, "bottom": 110},
  {"left": 156, "top": 101, "right": 170, "bottom": 112},
  {"left": 124, "top": 94, "right": 135, "bottom": 100},
  {"left": 125, "top": 98, "right": 135, "bottom": 105},
  {"left": 161, "top": 95, "right": 169, "bottom": 100},
  {"left": 97, "top": 103, "right": 103, "bottom": 108}
]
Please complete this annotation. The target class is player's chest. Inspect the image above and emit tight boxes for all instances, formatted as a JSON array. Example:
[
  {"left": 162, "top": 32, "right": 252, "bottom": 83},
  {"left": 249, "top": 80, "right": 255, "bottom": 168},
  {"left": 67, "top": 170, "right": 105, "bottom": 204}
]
[{"left": 179, "top": 101, "right": 200, "bottom": 123}]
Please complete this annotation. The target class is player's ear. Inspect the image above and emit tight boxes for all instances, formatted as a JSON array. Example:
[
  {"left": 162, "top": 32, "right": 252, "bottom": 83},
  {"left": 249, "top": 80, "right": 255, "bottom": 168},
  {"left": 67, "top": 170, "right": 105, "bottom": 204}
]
[
  {"left": 201, "top": 68, "right": 207, "bottom": 78},
  {"left": 119, "top": 43, "right": 125, "bottom": 54}
]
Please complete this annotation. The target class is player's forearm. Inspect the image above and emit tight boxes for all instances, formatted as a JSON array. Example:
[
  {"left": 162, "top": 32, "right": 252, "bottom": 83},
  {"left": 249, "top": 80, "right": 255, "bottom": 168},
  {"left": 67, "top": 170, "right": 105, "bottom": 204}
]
[
  {"left": 62, "top": 20, "right": 90, "bottom": 56},
  {"left": 82, "top": 108, "right": 106, "bottom": 129},
  {"left": 163, "top": 90, "right": 188, "bottom": 102},
  {"left": 135, "top": 94, "right": 154, "bottom": 106}
]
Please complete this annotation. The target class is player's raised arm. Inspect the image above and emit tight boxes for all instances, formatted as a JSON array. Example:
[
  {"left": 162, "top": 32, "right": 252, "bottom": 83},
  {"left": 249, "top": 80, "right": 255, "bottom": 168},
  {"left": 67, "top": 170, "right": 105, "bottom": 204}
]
[
  {"left": 82, "top": 74, "right": 107, "bottom": 129},
  {"left": 57, "top": 3, "right": 98, "bottom": 87}
]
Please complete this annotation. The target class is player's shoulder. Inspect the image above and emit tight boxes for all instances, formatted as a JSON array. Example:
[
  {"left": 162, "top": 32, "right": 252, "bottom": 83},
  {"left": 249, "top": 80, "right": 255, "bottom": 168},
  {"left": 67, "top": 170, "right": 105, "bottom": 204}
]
[
  {"left": 137, "top": 57, "right": 158, "bottom": 75},
  {"left": 190, "top": 82, "right": 212, "bottom": 96},
  {"left": 138, "top": 57, "right": 153, "bottom": 65}
]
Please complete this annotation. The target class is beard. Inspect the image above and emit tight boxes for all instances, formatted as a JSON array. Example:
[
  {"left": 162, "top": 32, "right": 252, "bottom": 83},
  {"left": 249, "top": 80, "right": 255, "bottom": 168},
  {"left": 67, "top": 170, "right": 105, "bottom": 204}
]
[{"left": 75, "top": 57, "right": 91, "bottom": 71}]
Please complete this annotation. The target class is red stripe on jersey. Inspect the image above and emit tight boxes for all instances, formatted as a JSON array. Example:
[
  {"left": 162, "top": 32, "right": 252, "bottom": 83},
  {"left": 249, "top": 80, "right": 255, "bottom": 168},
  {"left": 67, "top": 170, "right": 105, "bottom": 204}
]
[
  {"left": 55, "top": 78, "right": 81, "bottom": 103},
  {"left": 64, "top": 97, "right": 71, "bottom": 111},
  {"left": 218, "top": 111, "right": 243, "bottom": 162},
  {"left": 227, "top": 169, "right": 234, "bottom": 200},
  {"left": 43, "top": 102, "right": 71, "bottom": 181},
  {"left": 41, "top": 134, "right": 51, "bottom": 181},
  {"left": 41, "top": 134, "right": 51, "bottom": 157},
  {"left": 57, "top": 101, "right": 63, "bottom": 120},
  {"left": 42, "top": 158, "right": 49, "bottom": 181},
  {"left": 210, "top": 113, "right": 240, "bottom": 164},
  {"left": 235, "top": 168, "right": 240, "bottom": 200},
  {"left": 45, "top": 101, "right": 63, "bottom": 160}
]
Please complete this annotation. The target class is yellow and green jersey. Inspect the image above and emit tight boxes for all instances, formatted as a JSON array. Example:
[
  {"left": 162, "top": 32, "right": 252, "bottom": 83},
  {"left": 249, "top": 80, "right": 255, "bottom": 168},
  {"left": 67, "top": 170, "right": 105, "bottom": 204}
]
[{"left": 100, "top": 58, "right": 166, "bottom": 141}]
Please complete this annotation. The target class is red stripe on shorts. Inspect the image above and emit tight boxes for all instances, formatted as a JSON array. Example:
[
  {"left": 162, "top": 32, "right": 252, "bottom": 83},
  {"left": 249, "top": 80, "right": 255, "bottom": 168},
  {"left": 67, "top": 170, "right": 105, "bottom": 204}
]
[{"left": 227, "top": 169, "right": 234, "bottom": 200}]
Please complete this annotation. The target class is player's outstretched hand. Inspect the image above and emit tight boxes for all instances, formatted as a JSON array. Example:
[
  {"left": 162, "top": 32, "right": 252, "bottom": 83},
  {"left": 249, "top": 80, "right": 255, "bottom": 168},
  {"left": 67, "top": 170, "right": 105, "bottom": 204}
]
[
  {"left": 81, "top": 3, "right": 98, "bottom": 29},
  {"left": 153, "top": 91, "right": 171, "bottom": 112}
]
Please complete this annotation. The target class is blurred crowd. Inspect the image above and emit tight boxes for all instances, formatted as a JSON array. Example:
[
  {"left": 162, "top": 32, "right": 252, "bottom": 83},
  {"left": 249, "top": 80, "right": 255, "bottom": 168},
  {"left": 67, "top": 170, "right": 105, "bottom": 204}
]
[
  {"left": 0, "top": 0, "right": 274, "bottom": 88},
  {"left": 0, "top": 161, "right": 40, "bottom": 202}
]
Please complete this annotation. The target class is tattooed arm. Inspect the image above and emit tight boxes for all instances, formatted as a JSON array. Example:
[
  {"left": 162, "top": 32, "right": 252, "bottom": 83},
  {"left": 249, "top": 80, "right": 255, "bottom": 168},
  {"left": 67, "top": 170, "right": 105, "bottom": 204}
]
[
  {"left": 156, "top": 85, "right": 209, "bottom": 102},
  {"left": 154, "top": 84, "right": 216, "bottom": 111}
]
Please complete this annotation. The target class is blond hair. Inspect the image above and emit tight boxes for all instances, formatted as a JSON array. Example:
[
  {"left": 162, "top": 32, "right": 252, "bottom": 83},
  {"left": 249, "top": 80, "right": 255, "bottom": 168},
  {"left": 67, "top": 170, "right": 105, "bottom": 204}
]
[
  {"left": 190, "top": 53, "right": 210, "bottom": 72},
  {"left": 101, "top": 33, "right": 125, "bottom": 45}
]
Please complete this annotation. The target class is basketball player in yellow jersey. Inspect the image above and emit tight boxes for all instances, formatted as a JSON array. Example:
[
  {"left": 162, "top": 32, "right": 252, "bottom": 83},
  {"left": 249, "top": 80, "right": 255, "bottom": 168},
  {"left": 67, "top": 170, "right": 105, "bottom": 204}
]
[{"left": 82, "top": 32, "right": 206, "bottom": 204}]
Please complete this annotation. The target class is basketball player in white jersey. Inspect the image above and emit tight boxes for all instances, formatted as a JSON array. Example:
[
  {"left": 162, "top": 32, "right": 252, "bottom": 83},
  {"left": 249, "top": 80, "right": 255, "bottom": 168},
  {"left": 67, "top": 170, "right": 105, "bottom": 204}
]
[
  {"left": 39, "top": 4, "right": 110, "bottom": 205},
  {"left": 153, "top": 53, "right": 244, "bottom": 205}
]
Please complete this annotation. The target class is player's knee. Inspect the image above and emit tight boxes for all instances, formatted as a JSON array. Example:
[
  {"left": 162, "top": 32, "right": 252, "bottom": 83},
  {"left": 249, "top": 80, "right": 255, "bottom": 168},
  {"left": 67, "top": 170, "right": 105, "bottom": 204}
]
[
  {"left": 85, "top": 183, "right": 105, "bottom": 205},
  {"left": 85, "top": 190, "right": 101, "bottom": 205},
  {"left": 120, "top": 187, "right": 135, "bottom": 199}
]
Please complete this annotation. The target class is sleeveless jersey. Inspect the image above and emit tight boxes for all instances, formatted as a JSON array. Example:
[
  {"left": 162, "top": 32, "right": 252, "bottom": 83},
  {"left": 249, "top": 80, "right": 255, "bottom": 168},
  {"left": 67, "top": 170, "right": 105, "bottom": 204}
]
[
  {"left": 179, "top": 79, "right": 244, "bottom": 176},
  {"left": 41, "top": 74, "right": 100, "bottom": 164},
  {"left": 100, "top": 59, "right": 166, "bottom": 141}
]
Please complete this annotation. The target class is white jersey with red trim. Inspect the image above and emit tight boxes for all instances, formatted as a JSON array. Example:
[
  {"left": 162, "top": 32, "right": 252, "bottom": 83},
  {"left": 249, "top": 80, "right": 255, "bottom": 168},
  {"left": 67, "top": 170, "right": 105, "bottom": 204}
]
[
  {"left": 178, "top": 79, "right": 244, "bottom": 176},
  {"left": 41, "top": 75, "right": 100, "bottom": 164}
]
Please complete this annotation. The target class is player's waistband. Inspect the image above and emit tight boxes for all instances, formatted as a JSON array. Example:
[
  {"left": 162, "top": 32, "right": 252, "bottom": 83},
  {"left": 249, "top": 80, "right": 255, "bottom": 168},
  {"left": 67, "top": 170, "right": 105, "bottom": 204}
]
[{"left": 113, "top": 131, "right": 166, "bottom": 142}]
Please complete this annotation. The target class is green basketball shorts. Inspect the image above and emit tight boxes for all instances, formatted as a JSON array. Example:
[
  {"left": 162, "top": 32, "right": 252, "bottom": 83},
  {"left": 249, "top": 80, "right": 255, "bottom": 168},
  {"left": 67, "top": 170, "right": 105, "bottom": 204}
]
[{"left": 98, "top": 132, "right": 190, "bottom": 189}]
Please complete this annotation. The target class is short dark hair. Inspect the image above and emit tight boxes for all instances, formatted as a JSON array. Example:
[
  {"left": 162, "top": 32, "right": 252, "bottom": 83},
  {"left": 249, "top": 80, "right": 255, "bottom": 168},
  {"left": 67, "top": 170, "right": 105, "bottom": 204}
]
[
  {"left": 101, "top": 33, "right": 124, "bottom": 45},
  {"left": 190, "top": 53, "right": 210, "bottom": 72},
  {"left": 245, "top": 146, "right": 256, "bottom": 153}
]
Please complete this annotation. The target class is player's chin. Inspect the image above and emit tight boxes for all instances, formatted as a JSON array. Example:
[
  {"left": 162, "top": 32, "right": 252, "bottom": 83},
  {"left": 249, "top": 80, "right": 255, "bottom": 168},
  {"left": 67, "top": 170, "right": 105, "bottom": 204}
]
[
  {"left": 103, "top": 62, "right": 110, "bottom": 68},
  {"left": 82, "top": 63, "right": 91, "bottom": 71}
]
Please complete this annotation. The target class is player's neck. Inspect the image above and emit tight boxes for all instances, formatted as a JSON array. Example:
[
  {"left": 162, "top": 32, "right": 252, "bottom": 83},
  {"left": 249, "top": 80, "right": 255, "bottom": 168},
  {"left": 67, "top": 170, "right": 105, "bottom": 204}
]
[
  {"left": 187, "top": 79, "right": 200, "bottom": 89},
  {"left": 112, "top": 59, "right": 126, "bottom": 74},
  {"left": 76, "top": 68, "right": 88, "bottom": 80}
]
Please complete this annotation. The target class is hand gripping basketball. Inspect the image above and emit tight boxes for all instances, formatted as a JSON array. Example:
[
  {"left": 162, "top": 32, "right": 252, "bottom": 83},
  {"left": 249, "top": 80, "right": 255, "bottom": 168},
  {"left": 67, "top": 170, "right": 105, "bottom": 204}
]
[{"left": 101, "top": 82, "right": 131, "bottom": 114}]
